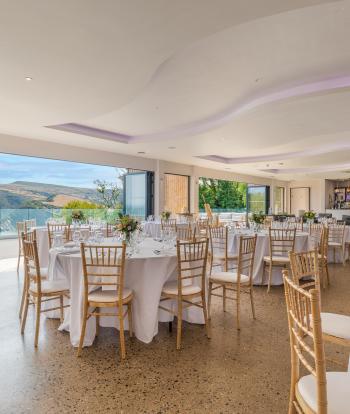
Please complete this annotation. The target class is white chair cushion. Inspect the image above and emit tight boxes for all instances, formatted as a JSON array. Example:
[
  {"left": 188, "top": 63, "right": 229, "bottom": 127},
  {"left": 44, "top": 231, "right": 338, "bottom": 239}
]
[
  {"left": 214, "top": 253, "right": 238, "bottom": 261},
  {"left": 263, "top": 255, "right": 290, "bottom": 263},
  {"left": 297, "top": 372, "right": 350, "bottom": 413},
  {"left": 29, "top": 267, "right": 48, "bottom": 278},
  {"left": 30, "top": 280, "right": 69, "bottom": 294},
  {"left": 321, "top": 312, "right": 350, "bottom": 340},
  {"left": 328, "top": 241, "right": 342, "bottom": 247},
  {"left": 162, "top": 281, "right": 201, "bottom": 296},
  {"left": 88, "top": 288, "right": 133, "bottom": 303},
  {"left": 210, "top": 271, "right": 249, "bottom": 284}
]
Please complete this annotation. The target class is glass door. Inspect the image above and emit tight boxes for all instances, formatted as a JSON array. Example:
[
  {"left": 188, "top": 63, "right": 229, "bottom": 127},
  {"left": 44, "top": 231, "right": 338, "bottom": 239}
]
[
  {"left": 247, "top": 185, "right": 270, "bottom": 214},
  {"left": 123, "top": 171, "right": 154, "bottom": 219}
]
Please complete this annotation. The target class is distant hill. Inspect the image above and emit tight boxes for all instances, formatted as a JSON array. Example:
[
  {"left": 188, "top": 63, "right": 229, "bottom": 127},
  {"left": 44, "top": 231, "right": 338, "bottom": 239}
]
[{"left": 0, "top": 181, "right": 101, "bottom": 208}]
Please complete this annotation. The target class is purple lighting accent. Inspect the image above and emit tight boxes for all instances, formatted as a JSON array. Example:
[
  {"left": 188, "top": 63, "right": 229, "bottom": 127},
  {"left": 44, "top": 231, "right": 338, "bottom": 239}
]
[
  {"left": 46, "top": 123, "right": 131, "bottom": 144},
  {"left": 197, "top": 141, "right": 350, "bottom": 164}
]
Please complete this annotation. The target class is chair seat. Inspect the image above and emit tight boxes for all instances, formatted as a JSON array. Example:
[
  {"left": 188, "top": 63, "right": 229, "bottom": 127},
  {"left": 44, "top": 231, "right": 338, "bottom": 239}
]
[
  {"left": 321, "top": 312, "right": 350, "bottom": 341},
  {"left": 263, "top": 255, "right": 290, "bottom": 263},
  {"left": 210, "top": 271, "right": 249, "bottom": 284},
  {"left": 30, "top": 280, "right": 69, "bottom": 294},
  {"left": 88, "top": 288, "right": 133, "bottom": 303},
  {"left": 29, "top": 267, "right": 48, "bottom": 278},
  {"left": 328, "top": 241, "right": 342, "bottom": 247},
  {"left": 162, "top": 281, "right": 201, "bottom": 296},
  {"left": 297, "top": 372, "right": 350, "bottom": 413}
]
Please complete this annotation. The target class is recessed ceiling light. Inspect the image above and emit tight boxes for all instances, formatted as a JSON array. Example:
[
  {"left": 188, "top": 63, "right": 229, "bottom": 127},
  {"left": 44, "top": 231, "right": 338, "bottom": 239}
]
[
  {"left": 266, "top": 164, "right": 270, "bottom": 167},
  {"left": 168, "top": 146, "right": 176, "bottom": 149},
  {"left": 279, "top": 162, "right": 284, "bottom": 166},
  {"left": 137, "top": 151, "right": 145, "bottom": 154},
  {"left": 25, "top": 77, "right": 33, "bottom": 81}
]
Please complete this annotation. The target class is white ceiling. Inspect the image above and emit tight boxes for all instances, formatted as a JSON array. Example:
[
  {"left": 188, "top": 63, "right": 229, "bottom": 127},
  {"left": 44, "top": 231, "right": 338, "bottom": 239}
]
[{"left": 0, "top": 0, "right": 349, "bottom": 181}]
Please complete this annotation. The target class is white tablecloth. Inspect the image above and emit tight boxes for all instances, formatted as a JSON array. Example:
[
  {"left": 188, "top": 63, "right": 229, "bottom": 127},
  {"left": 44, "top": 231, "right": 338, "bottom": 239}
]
[
  {"left": 48, "top": 238, "right": 204, "bottom": 347},
  {"left": 142, "top": 221, "right": 190, "bottom": 238},
  {"left": 224, "top": 230, "right": 311, "bottom": 285}
]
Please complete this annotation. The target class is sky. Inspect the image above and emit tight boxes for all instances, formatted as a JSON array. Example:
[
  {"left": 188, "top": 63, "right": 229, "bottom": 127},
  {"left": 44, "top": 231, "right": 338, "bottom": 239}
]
[{"left": 0, "top": 153, "right": 126, "bottom": 188}]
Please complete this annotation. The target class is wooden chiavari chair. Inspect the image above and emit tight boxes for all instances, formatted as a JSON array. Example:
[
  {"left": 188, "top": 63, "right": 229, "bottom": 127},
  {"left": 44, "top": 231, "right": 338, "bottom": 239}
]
[
  {"left": 78, "top": 243, "right": 133, "bottom": 359},
  {"left": 283, "top": 273, "right": 350, "bottom": 413},
  {"left": 20, "top": 236, "right": 70, "bottom": 347},
  {"left": 24, "top": 218, "right": 36, "bottom": 232},
  {"left": 196, "top": 218, "right": 209, "bottom": 237},
  {"left": 262, "top": 228, "right": 296, "bottom": 292},
  {"left": 318, "top": 227, "right": 330, "bottom": 288},
  {"left": 288, "top": 251, "right": 350, "bottom": 352},
  {"left": 309, "top": 223, "right": 323, "bottom": 248},
  {"left": 106, "top": 223, "right": 115, "bottom": 238},
  {"left": 159, "top": 238, "right": 210, "bottom": 350},
  {"left": 209, "top": 225, "right": 238, "bottom": 277},
  {"left": 176, "top": 224, "right": 193, "bottom": 241},
  {"left": 328, "top": 223, "right": 346, "bottom": 265},
  {"left": 288, "top": 221, "right": 304, "bottom": 232},
  {"left": 16, "top": 221, "right": 25, "bottom": 275},
  {"left": 208, "top": 235, "right": 257, "bottom": 330},
  {"left": 47, "top": 223, "right": 71, "bottom": 249},
  {"left": 161, "top": 218, "right": 177, "bottom": 233}
]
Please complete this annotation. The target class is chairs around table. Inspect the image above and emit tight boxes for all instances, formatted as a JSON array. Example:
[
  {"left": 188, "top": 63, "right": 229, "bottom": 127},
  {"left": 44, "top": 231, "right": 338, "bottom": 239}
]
[
  {"left": 161, "top": 218, "right": 177, "bottom": 233},
  {"left": 47, "top": 223, "right": 72, "bottom": 249},
  {"left": 78, "top": 242, "right": 133, "bottom": 359},
  {"left": 262, "top": 227, "right": 296, "bottom": 293},
  {"left": 208, "top": 225, "right": 238, "bottom": 275},
  {"left": 176, "top": 224, "right": 193, "bottom": 241},
  {"left": 20, "top": 235, "right": 70, "bottom": 347},
  {"left": 159, "top": 238, "right": 210, "bottom": 350},
  {"left": 208, "top": 234, "right": 257, "bottom": 330},
  {"left": 283, "top": 272, "right": 350, "bottom": 413}
]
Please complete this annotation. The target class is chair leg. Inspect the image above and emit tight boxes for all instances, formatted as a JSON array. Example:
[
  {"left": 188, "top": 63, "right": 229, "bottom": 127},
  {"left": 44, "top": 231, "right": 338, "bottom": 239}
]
[
  {"left": 119, "top": 313, "right": 126, "bottom": 359},
  {"left": 325, "top": 261, "right": 330, "bottom": 286},
  {"left": 17, "top": 253, "right": 21, "bottom": 276},
  {"left": 95, "top": 308, "right": 99, "bottom": 337},
  {"left": 176, "top": 298, "right": 183, "bottom": 350},
  {"left": 20, "top": 291, "right": 29, "bottom": 334},
  {"left": 267, "top": 263, "right": 273, "bottom": 293},
  {"left": 19, "top": 275, "right": 27, "bottom": 320},
  {"left": 77, "top": 303, "right": 88, "bottom": 357},
  {"left": 127, "top": 302, "right": 133, "bottom": 338},
  {"left": 59, "top": 295, "right": 64, "bottom": 323},
  {"left": 236, "top": 288, "right": 241, "bottom": 330},
  {"left": 250, "top": 287, "right": 256, "bottom": 319},
  {"left": 342, "top": 247, "right": 346, "bottom": 266},
  {"left": 261, "top": 261, "right": 265, "bottom": 285},
  {"left": 201, "top": 292, "right": 211, "bottom": 339},
  {"left": 208, "top": 281, "right": 213, "bottom": 320},
  {"left": 223, "top": 285, "right": 226, "bottom": 312},
  {"left": 34, "top": 297, "right": 41, "bottom": 348}
]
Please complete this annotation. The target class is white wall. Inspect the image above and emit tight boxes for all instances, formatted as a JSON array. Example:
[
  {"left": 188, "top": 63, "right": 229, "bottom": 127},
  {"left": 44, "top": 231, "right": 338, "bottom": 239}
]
[{"left": 287, "top": 179, "right": 326, "bottom": 213}]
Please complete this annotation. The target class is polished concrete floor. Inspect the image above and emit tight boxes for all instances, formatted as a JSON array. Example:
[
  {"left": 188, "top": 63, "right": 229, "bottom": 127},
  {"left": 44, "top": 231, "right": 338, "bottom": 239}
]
[{"left": 1, "top": 257, "right": 349, "bottom": 414}]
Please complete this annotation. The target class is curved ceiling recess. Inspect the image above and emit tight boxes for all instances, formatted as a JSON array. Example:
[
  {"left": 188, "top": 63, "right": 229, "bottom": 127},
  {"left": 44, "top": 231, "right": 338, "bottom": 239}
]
[
  {"left": 48, "top": 75, "right": 350, "bottom": 150},
  {"left": 262, "top": 163, "right": 350, "bottom": 175}
]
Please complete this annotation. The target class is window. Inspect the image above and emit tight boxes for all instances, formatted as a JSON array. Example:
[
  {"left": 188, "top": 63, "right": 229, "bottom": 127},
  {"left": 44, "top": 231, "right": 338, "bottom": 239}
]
[
  {"left": 273, "top": 186, "right": 285, "bottom": 214},
  {"left": 247, "top": 185, "right": 270, "bottom": 214},
  {"left": 164, "top": 174, "right": 190, "bottom": 214}
]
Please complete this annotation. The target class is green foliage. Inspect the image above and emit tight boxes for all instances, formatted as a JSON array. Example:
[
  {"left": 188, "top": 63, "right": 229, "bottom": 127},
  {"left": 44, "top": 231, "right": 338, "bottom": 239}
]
[
  {"left": 199, "top": 178, "right": 247, "bottom": 211},
  {"left": 161, "top": 211, "right": 171, "bottom": 220},
  {"left": 94, "top": 179, "right": 122, "bottom": 209},
  {"left": 63, "top": 200, "right": 101, "bottom": 209},
  {"left": 303, "top": 210, "right": 316, "bottom": 220}
]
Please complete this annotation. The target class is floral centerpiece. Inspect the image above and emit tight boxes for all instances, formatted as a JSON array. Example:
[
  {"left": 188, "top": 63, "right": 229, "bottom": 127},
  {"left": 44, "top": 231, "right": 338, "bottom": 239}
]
[
  {"left": 71, "top": 209, "right": 85, "bottom": 223},
  {"left": 252, "top": 212, "right": 265, "bottom": 224},
  {"left": 303, "top": 211, "right": 316, "bottom": 223},
  {"left": 116, "top": 214, "right": 141, "bottom": 243},
  {"left": 161, "top": 211, "right": 171, "bottom": 220}
]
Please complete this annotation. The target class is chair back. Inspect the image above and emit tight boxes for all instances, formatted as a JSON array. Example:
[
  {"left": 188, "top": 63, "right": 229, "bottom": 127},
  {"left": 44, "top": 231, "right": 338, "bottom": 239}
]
[
  {"left": 161, "top": 219, "right": 177, "bottom": 232},
  {"left": 288, "top": 222, "right": 304, "bottom": 232},
  {"left": 309, "top": 223, "right": 323, "bottom": 249},
  {"left": 23, "top": 229, "right": 37, "bottom": 242},
  {"left": 237, "top": 235, "right": 257, "bottom": 285},
  {"left": 328, "top": 223, "right": 345, "bottom": 246},
  {"left": 17, "top": 221, "right": 25, "bottom": 251},
  {"left": 176, "top": 238, "right": 209, "bottom": 295},
  {"left": 289, "top": 250, "right": 320, "bottom": 291},
  {"left": 176, "top": 225, "right": 193, "bottom": 241},
  {"left": 47, "top": 223, "right": 71, "bottom": 248},
  {"left": 80, "top": 243, "right": 127, "bottom": 305},
  {"left": 22, "top": 235, "right": 42, "bottom": 295},
  {"left": 196, "top": 218, "right": 209, "bottom": 236},
  {"left": 268, "top": 228, "right": 296, "bottom": 258},
  {"left": 106, "top": 223, "right": 115, "bottom": 238},
  {"left": 283, "top": 273, "right": 327, "bottom": 414},
  {"left": 24, "top": 219, "right": 36, "bottom": 232},
  {"left": 319, "top": 226, "right": 329, "bottom": 259},
  {"left": 209, "top": 225, "right": 228, "bottom": 270}
]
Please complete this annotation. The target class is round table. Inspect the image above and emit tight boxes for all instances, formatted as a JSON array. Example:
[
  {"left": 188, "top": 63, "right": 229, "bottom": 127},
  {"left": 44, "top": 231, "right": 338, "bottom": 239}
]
[{"left": 47, "top": 238, "right": 204, "bottom": 347}]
